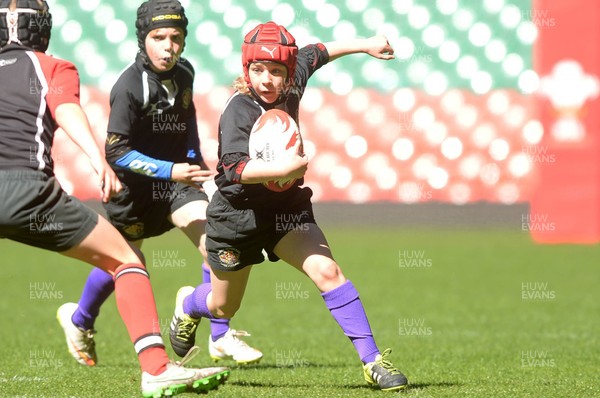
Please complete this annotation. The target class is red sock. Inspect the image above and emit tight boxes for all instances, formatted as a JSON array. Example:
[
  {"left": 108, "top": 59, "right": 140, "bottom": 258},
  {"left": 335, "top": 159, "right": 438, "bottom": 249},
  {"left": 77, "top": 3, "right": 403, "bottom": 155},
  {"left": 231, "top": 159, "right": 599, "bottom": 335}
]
[{"left": 113, "top": 263, "right": 169, "bottom": 375}]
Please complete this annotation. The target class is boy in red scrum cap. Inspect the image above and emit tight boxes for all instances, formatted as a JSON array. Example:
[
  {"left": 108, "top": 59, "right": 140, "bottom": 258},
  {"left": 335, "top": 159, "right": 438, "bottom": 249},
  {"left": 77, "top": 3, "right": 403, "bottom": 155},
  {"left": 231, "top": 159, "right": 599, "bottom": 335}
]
[
  {"left": 0, "top": 0, "right": 228, "bottom": 396},
  {"left": 170, "top": 21, "right": 409, "bottom": 391}
]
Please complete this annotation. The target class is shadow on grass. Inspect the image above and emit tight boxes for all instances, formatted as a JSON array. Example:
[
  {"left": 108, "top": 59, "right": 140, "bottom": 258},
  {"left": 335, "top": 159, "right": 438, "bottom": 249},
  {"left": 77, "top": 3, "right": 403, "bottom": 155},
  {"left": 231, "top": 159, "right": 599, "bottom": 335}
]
[
  {"left": 232, "top": 362, "right": 351, "bottom": 370},
  {"left": 403, "top": 381, "right": 460, "bottom": 390},
  {"left": 229, "top": 379, "right": 459, "bottom": 391},
  {"left": 219, "top": 362, "right": 460, "bottom": 393}
]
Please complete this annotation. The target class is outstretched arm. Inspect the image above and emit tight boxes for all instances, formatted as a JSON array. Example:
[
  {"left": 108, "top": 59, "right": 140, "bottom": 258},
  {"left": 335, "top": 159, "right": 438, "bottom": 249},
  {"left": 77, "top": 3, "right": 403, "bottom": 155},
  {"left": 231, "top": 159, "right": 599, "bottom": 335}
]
[{"left": 324, "top": 35, "right": 395, "bottom": 62}]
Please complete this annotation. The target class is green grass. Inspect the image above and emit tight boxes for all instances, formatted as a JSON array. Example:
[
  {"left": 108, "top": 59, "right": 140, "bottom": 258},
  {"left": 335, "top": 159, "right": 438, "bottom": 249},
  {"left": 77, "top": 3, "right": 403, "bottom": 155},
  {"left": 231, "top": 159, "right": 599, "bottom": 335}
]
[{"left": 0, "top": 225, "right": 598, "bottom": 398}]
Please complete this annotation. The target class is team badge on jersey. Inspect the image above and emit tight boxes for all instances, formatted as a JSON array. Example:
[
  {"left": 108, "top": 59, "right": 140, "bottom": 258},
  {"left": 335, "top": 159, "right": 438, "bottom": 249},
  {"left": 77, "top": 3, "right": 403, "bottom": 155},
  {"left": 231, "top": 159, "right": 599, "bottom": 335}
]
[
  {"left": 106, "top": 133, "right": 121, "bottom": 145},
  {"left": 182, "top": 88, "right": 193, "bottom": 110},
  {"left": 218, "top": 248, "right": 241, "bottom": 268},
  {"left": 122, "top": 222, "right": 145, "bottom": 239}
]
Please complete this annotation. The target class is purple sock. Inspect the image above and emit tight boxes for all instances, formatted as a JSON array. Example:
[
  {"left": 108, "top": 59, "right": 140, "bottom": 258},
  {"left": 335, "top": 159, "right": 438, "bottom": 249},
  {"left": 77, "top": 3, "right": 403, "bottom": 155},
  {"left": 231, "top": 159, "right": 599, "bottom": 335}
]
[
  {"left": 183, "top": 283, "right": 215, "bottom": 320},
  {"left": 322, "top": 280, "right": 380, "bottom": 364},
  {"left": 202, "top": 263, "right": 230, "bottom": 341},
  {"left": 71, "top": 267, "right": 115, "bottom": 330}
]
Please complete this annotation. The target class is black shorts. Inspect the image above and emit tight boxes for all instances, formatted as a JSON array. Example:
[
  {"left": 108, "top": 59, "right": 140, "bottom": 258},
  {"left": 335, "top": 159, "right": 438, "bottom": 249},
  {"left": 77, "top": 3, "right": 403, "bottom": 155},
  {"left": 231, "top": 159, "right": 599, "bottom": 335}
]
[
  {"left": 0, "top": 170, "right": 98, "bottom": 252},
  {"left": 205, "top": 189, "right": 315, "bottom": 272},
  {"left": 103, "top": 180, "right": 209, "bottom": 240}
]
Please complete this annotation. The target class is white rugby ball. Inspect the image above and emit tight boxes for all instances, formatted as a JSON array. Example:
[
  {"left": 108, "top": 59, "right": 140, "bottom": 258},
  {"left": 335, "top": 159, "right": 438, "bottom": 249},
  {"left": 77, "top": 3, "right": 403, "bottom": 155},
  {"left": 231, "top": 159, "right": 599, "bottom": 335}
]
[{"left": 248, "top": 109, "right": 303, "bottom": 192}]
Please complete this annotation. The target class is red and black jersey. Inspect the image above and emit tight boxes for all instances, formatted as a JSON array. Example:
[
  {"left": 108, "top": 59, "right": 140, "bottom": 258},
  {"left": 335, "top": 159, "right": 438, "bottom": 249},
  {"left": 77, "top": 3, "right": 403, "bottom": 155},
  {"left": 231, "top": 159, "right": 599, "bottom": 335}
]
[
  {"left": 215, "top": 43, "right": 329, "bottom": 209},
  {"left": 0, "top": 44, "right": 80, "bottom": 175}
]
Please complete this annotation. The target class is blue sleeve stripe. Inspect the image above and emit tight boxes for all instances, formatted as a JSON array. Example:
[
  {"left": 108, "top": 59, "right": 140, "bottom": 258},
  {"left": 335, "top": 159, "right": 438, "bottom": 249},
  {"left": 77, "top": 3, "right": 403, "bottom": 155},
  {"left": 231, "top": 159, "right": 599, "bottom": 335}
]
[{"left": 115, "top": 150, "right": 174, "bottom": 180}]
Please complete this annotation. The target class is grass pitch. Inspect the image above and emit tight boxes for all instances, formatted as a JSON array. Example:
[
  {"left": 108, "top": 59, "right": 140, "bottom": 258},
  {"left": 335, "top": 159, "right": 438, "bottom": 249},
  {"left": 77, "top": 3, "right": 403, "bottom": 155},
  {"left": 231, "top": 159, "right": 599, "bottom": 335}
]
[{"left": 0, "top": 220, "right": 598, "bottom": 397}]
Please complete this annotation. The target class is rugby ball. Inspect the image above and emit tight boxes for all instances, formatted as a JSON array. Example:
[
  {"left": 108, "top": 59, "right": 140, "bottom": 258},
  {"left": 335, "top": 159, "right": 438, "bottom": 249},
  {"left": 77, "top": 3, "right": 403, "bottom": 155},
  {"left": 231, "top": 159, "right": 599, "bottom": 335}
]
[{"left": 248, "top": 109, "right": 302, "bottom": 192}]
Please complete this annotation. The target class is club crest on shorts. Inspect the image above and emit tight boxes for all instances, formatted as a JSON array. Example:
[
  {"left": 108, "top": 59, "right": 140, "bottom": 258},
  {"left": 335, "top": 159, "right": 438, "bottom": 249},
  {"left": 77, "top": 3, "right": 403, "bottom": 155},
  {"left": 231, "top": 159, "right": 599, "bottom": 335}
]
[
  {"left": 181, "top": 88, "right": 193, "bottom": 110},
  {"left": 122, "top": 222, "right": 144, "bottom": 239},
  {"left": 218, "top": 248, "right": 241, "bottom": 268}
]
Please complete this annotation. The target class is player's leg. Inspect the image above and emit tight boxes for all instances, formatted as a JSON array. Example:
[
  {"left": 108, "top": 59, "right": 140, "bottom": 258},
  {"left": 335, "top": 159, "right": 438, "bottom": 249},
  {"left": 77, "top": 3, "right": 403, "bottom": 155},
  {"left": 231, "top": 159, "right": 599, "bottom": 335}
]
[
  {"left": 169, "top": 201, "right": 228, "bottom": 353},
  {"left": 58, "top": 239, "right": 143, "bottom": 366},
  {"left": 61, "top": 215, "right": 229, "bottom": 394},
  {"left": 169, "top": 200, "right": 230, "bottom": 340},
  {"left": 169, "top": 263, "right": 252, "bottom": 357},
  {"left": 274, "top": 223, "right": 408, "bottom": 391},
  {"left": 170, "top": 199, "right": 262, "bottom": 364},
  {"left": 61, "top": 217, "right": 167, "bottom": 375},
  {"left": 72, "top": 239, "right": 143, "bottom": 331}
]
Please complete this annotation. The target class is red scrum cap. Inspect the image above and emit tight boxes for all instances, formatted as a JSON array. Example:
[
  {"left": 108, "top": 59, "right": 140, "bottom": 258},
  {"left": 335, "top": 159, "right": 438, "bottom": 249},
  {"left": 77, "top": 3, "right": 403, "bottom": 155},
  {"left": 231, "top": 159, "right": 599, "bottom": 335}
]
[{"left": 242, "top": 21, "right": 298, "bottom": 85}]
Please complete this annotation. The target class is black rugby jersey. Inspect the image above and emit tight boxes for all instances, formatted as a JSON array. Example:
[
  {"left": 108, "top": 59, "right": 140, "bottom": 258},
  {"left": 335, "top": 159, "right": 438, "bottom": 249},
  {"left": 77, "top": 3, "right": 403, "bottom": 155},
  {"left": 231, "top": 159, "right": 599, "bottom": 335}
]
[
  {"left": 106, "top": 54, "right": 202, "bottom": 183},
  {"left": 0, "top": 44, "right": 80, "bottom": 175},
  {"left": 215, "top": 44, "right": 329, "bottom": 209}
]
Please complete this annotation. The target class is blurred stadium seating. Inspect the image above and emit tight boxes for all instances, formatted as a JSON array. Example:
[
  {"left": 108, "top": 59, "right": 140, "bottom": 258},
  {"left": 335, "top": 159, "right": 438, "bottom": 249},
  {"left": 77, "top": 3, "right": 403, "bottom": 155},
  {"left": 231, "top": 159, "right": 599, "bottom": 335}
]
[{"left": 48, "top": 0, "right": 545, "bottom": 205}]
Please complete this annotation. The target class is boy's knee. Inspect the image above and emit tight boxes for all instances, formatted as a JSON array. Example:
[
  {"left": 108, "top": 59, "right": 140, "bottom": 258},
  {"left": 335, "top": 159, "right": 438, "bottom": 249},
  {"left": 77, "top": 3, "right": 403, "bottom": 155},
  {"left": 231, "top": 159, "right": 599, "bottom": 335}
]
[
  {"left": 306, "top": 257, "right": 346, "bottom": 291},
  {"left": 213, "top": 304, "right": 239, "bottom": 319},
  {"left": 210, "top": 294, "right": 241, "bottom": 319},
  {"left": 316, "top": 259, "right": 342, "bottom": 281}
]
